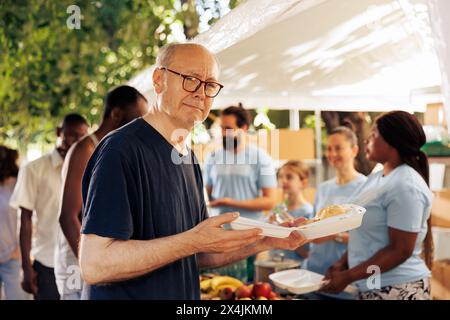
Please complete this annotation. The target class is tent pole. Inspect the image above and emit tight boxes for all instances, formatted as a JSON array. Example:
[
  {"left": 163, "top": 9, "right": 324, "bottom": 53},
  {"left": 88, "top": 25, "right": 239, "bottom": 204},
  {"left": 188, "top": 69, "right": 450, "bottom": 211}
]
[
  {"left": 289, "top": 107, "right": 300, "bottom": 130},
  {"left": 315, "top": 109, "right": 323, "bottom": 188}
]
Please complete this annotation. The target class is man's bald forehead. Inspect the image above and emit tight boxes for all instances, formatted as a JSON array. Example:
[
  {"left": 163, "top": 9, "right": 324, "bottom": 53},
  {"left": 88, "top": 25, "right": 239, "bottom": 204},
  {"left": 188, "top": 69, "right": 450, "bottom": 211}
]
[{"left": 156, "top": 43, "right": 219, "bottom": 69}]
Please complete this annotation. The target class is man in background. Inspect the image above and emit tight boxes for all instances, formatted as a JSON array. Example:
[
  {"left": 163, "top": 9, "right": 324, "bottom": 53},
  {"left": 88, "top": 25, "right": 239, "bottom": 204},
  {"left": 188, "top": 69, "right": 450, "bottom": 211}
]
[
  {"left": 10, "top": 114, "right": 88, "bottom": 300},
  {"left": 55, "top": 85, "right": 148, "bottom": 300}
]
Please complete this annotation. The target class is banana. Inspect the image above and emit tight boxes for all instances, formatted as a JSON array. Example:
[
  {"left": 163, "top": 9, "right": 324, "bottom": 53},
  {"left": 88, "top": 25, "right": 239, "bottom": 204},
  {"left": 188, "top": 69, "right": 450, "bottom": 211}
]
[
  {"left": 216, "top": 284, "right": 238, "bottom": 291},
  {"left": 200, "top": 279, "right": 213, "bottom": 292},
  {"left": 209, "top": 288, "right": 220, "bottom": 297},
  {"left": 211, "top": 276, "right": 243, "bottom": 290}
]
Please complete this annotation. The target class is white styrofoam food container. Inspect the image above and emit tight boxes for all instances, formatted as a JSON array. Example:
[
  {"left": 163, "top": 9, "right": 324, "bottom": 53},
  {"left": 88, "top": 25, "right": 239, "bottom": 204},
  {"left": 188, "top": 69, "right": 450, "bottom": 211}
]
[
  {"left": 269, "top": 269, "right": 359, "bottom": 296},
  {"left": 269, "top": 269, "right": 324, "bottom": 294},
  {"left": 230, "top": 204, "right": 366, "bottom": 240},
  {"left": 296, "top": 204, "right": 366, "bottom": 240}
]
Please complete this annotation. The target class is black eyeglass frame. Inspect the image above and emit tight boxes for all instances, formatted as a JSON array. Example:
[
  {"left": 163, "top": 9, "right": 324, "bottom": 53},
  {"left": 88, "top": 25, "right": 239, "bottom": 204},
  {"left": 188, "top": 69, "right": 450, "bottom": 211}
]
[{"left": 158, "top": 67, "right": 224, "bottom": 98}]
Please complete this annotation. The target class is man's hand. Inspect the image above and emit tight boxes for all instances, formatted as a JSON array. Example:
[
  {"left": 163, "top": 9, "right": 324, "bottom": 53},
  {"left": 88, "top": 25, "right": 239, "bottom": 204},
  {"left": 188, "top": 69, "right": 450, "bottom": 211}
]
[
  {"left": 209, "top": 198, "right": 234, "bottom": 207},
  {"left": 259, "top": 217, "right": 309, "bottom": 250},
  {"left": 21, "top": 265, "right": 38, "bottom": 295},
  {"left": 260, "top": 231, "right": 307, "bottom": 250},
  {"left": 188, "top": 212, "right": 263, "bottom": 253}
]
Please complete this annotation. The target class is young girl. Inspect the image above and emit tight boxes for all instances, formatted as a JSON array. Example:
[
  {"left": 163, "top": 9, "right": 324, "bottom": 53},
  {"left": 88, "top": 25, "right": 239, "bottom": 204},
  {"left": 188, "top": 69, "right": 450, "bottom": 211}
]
[
  {"left": 304, "top": 127, "right": 367, "bottom": 277},
  {"left": 321, "top": 111, "right": 433, "bottom": 300},
  {"left": 271, "top": 160, "right": 313, "bottom": 261}
]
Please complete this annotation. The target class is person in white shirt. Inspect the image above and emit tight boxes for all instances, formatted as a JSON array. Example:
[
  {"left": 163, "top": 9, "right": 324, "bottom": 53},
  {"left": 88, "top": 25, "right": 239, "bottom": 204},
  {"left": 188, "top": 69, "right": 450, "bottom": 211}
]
[{"left": 10, "top": 114, "right": 88, "bottom": 300}]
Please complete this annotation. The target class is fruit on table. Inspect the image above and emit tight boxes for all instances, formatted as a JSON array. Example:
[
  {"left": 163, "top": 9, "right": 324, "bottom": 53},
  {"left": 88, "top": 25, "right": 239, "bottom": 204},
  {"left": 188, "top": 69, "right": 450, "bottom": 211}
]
[
  {"left": 200, "top": 275, "right": 243, "bottom": 299},
  {"left": 252, "top": 282, "right": 273, "bottom": 299},
  {"left": 211, "top": 276, "right": 244, "bottom": 291},
  {"left": 200, "top": 279, "right": 212, "bottom": 292},
  {"left": 219, "top": 287, "right": 235, "bottom": 300},
  {"left": 269, "top": 291, "right": 279, "bottom": 300},
  {"left": 199, "top": 273, "right": 218, "bottom": 282},
  {"left": 235, "top": 285, "right": 252, "bottom": 299},
  {"left": 200, "top": 274, "right": 281, "bottom": 300}
]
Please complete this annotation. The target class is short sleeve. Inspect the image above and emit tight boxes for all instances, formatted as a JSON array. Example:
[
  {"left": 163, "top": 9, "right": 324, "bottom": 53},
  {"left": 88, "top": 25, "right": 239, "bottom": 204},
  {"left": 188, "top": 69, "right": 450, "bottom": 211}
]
[
  {"left": 9, "top": 163, "right": 37, "bottom": 211},
  {"left": 81, "top": 148, "right": 134, "bottom": 240},
  {"left": 257, "top": 151, "right": 277, "bottom": 189},
  {"left": 386, "top": 187, "right": 428, "bottom": 233}
]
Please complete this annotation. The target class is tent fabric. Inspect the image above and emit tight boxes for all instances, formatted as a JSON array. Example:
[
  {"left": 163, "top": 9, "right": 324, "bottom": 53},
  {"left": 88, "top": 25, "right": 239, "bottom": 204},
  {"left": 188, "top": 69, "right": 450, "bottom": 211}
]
[
  {"left": 428, "top": 0, "right": 450, "bottom": 132},
  {"left": 129, "top": 0, "right": 443, "bottom": 113}
]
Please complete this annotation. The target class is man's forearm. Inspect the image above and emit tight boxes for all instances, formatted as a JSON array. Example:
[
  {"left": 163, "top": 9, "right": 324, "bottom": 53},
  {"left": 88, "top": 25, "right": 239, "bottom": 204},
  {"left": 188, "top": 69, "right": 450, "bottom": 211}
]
[
  {"left": 60, "top": 214, "right": 82, "bottom": 258},
  {"left": 80, "top": 231, "right": 199, "bottom": 285},
  {"left": 229, "top": 197, "right": 275, "bottom": 211},
  {"left": 198, "top": 240, "right": 269, "bottom": 269},
  {"left": 20, "top": 210, "right": 33, "bottom": 270}
]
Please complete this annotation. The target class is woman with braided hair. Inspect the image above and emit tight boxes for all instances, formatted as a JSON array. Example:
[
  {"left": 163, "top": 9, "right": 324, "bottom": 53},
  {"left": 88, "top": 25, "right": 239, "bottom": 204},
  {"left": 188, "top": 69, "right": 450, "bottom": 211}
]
[{"left": 320, "top": 111, "right": 433, "bottom": 300}]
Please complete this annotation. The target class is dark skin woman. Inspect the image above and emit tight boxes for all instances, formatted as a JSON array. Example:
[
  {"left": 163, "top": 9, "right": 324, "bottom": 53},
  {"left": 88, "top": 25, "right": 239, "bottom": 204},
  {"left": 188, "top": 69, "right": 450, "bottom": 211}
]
[{"left": 320, "top": 111, "right": 433, "bottom": 300}]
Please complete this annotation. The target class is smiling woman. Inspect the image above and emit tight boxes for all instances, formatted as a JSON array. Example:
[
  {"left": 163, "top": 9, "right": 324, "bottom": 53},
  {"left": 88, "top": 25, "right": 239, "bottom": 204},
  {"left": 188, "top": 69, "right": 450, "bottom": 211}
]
[{"left": 302, "top": 126, "right": 366, "bottom": 290}]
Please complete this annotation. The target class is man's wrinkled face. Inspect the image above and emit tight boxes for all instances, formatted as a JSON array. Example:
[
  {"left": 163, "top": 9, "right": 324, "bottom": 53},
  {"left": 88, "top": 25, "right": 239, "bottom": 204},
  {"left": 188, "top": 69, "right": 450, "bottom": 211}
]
[{"left": 154, "top": 46, "right": 220, "bottom": 129}]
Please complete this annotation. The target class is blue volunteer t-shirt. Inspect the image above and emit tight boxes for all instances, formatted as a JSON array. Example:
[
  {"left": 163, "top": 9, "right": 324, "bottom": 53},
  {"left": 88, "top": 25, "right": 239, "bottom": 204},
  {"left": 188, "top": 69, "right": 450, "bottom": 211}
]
[
  {"left": 203, "top": 145, "right": 277, "bottom": 221},
  {"left": 349, "top": 164, "right": 432, "bottom": 292},
  {"left": 304, "top": 174, "right": 367, "bottom": 275},
  {"left": 81, "top": 118, "right": 208, "bottom": 300}
]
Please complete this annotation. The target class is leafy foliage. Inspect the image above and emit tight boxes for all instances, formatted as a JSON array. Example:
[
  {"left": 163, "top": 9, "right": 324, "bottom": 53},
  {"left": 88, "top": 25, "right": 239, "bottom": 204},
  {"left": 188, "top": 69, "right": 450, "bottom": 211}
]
[{"left": 0, "top": 0, "right": 192, "bottom": 149}]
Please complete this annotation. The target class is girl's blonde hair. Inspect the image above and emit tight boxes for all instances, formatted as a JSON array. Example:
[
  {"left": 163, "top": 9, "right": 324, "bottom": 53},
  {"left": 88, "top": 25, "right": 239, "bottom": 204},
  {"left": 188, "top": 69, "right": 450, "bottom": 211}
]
[{"left": 277, "top": 160, "right": 309, "bottom": 181}]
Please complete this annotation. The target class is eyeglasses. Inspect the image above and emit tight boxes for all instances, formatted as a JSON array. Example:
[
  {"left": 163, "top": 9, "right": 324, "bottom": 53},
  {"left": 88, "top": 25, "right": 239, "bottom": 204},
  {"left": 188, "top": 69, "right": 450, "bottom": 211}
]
[{"left": 158, "top": 67, "right": 224, "bottom": 98}]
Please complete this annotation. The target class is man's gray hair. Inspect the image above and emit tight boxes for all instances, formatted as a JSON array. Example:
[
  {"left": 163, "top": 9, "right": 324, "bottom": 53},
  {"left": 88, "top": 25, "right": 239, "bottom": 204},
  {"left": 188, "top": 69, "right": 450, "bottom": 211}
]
[{"left": 155, "top": 43, "right": 179, "bottom": 67}]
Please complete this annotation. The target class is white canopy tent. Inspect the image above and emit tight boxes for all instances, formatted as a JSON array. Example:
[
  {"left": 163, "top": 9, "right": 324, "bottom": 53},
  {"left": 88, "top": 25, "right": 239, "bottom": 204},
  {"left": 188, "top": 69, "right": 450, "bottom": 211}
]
[
  {"left": 129, "top": 0, "right": 450, "bottom": 185},
  {"left": 130, "top": 0, "right": 446, "bottom": 114},
  {"left": 428, "top": 0, "right": 450, "bottom": 132}
]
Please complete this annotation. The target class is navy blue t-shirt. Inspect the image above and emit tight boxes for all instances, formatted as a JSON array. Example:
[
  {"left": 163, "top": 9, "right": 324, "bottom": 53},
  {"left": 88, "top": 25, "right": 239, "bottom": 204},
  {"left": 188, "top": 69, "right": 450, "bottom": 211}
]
[{"left": 81, "top": 118, "right": 208, "bottom": 300}]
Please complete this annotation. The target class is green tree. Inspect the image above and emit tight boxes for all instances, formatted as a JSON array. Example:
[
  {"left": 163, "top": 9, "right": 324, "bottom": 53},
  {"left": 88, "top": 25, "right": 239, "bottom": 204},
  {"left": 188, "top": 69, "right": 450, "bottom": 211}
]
[
  {"left": 0, "top": 0, "right": 243, "bottom": 152},
  {"left": 0, "top": 0, "right": 184, "bottom": 152}
]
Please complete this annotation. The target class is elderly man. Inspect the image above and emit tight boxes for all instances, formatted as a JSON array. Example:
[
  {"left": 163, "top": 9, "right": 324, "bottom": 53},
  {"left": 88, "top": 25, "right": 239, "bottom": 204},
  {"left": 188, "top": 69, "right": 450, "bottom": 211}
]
[{"left": 79, "top": 43, "right": 306, "bottom": 300}]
